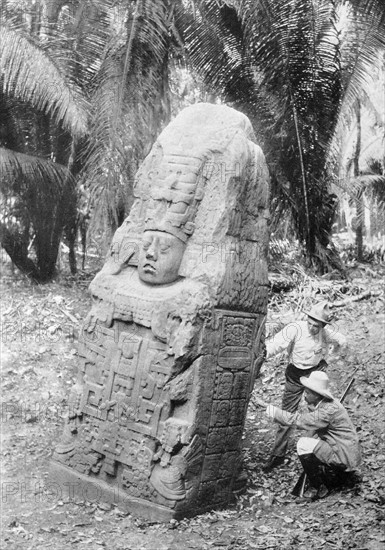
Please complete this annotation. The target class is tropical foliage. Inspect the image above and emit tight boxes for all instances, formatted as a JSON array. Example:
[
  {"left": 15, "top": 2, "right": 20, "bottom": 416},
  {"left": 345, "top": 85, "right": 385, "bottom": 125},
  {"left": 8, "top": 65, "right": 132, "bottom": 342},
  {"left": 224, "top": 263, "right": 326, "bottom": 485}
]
[
  {"left": 1, "top": 0, "right": 384, "bottom": 281},
  {"left": 178, "top": 0, "right": 385, "bottom": 271},
  {"left": 0, "top": 1, "right": 88, "bottom": 281},
  {"left": 333, "top": 54, "right": 385, "bottom": 260}
]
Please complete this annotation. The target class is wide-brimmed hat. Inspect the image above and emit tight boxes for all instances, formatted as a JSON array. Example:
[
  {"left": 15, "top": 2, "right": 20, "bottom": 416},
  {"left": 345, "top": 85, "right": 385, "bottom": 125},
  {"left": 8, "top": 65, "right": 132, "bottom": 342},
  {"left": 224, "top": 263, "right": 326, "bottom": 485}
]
[
  {"left": 300, "top": 371, "right": 334, "bottom": 400},
  {"left": 304, "top": 301, "right": 331, "bottom": 324}
]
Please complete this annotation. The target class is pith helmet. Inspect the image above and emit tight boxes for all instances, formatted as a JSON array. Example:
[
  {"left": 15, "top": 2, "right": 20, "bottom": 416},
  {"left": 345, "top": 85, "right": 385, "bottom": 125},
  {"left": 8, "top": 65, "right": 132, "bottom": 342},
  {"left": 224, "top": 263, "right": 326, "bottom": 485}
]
[
  {"left": 300, "top": 371, "right": 334, "bottom": 400},
  {"left": 304, "top": 301, "right": 332, "bottom": 324}
]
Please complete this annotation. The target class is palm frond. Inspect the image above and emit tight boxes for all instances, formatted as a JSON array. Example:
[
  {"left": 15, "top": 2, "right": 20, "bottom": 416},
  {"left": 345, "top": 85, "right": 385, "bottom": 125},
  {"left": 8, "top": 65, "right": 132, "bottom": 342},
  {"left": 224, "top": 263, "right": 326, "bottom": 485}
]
[
  {"left": 347, "top": 0, "right": 385, "bottom": 29},
  {"left": 336, "top": 174, "right": 385, "bottom": 196},
  {"left": 177, "top": 1, "right": 249, "bottom": 97},
  {"left": 0, "top": 146, "right": 75, "bottom": 281},
  {"left": 0, "top": 23, "right": 89, "bottom": 137},
  {"left": 339, "top": 5, "right": 384, "bottom": 108},
  {"left": 0, "top": 146, "right": 73, "bottom": 196},
  {"left": 81, "top": 0, "right": 176, "bottom": 235}
]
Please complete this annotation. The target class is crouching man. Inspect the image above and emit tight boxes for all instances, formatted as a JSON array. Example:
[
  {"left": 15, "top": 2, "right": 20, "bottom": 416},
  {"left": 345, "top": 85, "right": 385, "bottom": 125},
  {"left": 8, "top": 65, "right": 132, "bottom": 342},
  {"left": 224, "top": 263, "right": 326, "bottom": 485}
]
[{"left": 254, "top": 371, "right": 361, "bottom": 500}]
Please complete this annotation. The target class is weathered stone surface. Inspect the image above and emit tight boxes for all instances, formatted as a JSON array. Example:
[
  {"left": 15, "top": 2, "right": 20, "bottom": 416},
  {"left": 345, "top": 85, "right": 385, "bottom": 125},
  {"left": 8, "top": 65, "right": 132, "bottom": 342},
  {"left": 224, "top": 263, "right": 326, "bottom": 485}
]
[{"left": 50, "top": 103, "right": 270, "bottom": 521}]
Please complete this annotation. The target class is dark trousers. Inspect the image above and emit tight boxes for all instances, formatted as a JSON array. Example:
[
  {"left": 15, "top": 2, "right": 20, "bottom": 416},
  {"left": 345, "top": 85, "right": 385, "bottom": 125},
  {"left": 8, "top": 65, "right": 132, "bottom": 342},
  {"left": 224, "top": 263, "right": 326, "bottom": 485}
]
[
  {"left": 271, "top": 361, "right": 327, "bottom": 458},
  {"left": 299, "top": 453, "right": 359, "bottom": 490}
]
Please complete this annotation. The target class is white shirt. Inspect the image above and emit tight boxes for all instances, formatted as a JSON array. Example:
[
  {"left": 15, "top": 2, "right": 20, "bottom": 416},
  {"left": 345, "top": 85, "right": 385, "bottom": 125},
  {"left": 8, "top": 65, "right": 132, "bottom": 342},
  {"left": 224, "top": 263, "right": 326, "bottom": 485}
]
[{"left": 266, "top": 320, "right": 347, "bottom": 370}]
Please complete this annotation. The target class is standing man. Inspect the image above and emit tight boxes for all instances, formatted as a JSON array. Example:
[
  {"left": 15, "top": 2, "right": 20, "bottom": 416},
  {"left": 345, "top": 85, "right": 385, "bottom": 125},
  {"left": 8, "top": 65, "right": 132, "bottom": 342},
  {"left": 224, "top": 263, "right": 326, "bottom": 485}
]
[
  {"left": 254, "top": 371, "right": 361, "bottom": 499},
  {"left": 263, "top": 301, "right": 347, "bottom": 472}
]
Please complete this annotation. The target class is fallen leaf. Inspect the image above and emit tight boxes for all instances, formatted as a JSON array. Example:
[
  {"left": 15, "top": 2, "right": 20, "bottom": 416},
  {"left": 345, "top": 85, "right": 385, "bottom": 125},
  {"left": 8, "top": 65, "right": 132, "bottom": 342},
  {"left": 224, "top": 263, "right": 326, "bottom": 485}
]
[
  {"left": 283, "top": 516, "right": 294, "bottom": 524},
  {"left": 255, "top": 525, "right": 270, "bottom": 534}
]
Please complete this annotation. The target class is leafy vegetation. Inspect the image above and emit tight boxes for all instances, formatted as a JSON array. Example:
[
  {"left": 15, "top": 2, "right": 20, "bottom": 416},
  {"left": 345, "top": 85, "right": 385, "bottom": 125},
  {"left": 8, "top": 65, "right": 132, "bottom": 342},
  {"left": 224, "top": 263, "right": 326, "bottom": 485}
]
[
  {"left": 1, "top": 0, "right": 384, "bottom": 281},
  {"left": 179, "top": 0, "right": 385, "bottom": 271},
  {"left": 1, "top": 263, "right": 384, "bottom": 548}
]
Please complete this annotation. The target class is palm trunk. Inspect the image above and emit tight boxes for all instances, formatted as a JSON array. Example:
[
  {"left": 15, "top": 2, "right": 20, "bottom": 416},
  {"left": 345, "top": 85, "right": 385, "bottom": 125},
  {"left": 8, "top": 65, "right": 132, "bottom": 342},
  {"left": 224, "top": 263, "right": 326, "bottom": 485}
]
[
  {"left": 353, "top": 99, "right": 363, "bottom": 261},
  {"left": 0, "top": 223, "right": 41, "bottom": 282},
  {"left": 54, "top": 131, "right": 79, "bottom": 275}
]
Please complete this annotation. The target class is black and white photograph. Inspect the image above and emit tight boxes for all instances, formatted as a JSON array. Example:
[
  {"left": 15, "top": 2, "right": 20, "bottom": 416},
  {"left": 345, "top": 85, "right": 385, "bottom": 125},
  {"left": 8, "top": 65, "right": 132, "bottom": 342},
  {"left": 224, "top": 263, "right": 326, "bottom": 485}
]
[{"left": 1, "top": 1, "right": 384, "bottom": 549}]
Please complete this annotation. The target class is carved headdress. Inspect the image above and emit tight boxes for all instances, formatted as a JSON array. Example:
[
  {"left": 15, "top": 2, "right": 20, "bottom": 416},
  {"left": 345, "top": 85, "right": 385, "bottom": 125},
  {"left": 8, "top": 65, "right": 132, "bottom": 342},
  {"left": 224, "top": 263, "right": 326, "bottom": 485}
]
[
  {"left": 144, "top": 152, "right": 206, "bottom": 243},
  {"left": 98, "top": 103, "right": 269, "bottom": 311}
]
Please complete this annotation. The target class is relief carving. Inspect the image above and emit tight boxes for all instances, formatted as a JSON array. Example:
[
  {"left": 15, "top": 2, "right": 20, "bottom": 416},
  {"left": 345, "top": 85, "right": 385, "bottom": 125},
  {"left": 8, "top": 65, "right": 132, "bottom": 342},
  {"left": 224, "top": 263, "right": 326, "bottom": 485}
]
[{"left": 50, "top": 103, "right": 269, "bottom": 520}]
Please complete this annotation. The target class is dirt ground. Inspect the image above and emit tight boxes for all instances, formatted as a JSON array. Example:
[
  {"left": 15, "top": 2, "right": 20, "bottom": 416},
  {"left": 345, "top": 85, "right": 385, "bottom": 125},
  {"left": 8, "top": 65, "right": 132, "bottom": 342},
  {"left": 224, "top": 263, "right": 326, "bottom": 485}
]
[{"left": 1, "top": 264, "right": 385, "bottom": 550}]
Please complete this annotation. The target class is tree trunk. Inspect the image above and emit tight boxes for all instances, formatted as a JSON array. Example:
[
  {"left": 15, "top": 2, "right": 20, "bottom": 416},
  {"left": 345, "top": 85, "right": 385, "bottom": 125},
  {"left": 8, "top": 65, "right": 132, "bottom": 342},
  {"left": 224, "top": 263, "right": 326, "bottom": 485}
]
[
  {"left": 64, "top": 192, "right": 79, "bottom": 275},
  {"left": 0, "top": 223, "right": 40, "bottom": 282},
  {"left": 54, "top": 131, "right": 79, "bottom": 275},
  {"left": 353, "top": 99, "right": 363, "bottom": 261}
]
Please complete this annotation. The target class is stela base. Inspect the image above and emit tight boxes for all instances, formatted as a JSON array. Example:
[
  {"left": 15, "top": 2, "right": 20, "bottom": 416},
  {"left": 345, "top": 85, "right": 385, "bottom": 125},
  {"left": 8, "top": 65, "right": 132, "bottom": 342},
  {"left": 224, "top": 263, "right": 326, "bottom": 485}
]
[
  {"left": 49, "top": 461, "right": 235, "bottom": 522},
  {"left": 50, "top": 461, "right": 177, "bottom": 521}
]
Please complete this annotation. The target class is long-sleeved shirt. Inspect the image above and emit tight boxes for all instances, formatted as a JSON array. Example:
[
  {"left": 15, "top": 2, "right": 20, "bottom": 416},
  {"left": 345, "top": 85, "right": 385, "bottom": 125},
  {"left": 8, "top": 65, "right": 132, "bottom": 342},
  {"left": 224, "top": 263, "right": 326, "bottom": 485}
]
[
  {"left": 266, "top": 320, "right": 347, "bottom": 370},
  {"left": 265, "top": 399, "right": 361, "bottom": 471}
]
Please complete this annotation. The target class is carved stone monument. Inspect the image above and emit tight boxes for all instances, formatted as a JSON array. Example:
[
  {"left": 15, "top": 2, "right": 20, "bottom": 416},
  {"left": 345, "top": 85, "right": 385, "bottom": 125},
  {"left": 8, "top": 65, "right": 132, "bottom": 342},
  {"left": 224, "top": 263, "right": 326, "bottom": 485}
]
[{"left": 50, "top": 103, "right": 270, "bottom": 521}]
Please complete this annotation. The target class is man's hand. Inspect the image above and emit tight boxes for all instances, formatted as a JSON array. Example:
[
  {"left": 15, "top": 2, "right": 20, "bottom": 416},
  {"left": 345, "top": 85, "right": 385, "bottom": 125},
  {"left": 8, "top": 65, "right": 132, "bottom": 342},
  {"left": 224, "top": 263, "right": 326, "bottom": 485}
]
[{"left": 253, "top": 396, "right": 268, "bottom": 408}]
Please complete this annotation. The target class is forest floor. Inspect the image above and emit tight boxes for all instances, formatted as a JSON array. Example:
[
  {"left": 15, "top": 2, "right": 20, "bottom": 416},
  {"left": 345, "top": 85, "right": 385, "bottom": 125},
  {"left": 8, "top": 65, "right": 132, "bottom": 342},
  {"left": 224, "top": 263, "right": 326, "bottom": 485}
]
[{"left": 1, "top": 260, "right": 385, "bottom": 550}]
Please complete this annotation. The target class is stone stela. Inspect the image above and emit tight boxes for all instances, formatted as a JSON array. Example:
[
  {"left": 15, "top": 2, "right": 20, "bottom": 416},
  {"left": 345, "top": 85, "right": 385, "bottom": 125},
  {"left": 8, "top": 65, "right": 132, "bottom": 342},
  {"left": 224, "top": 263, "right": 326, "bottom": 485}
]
[{"left": 50, "top": 103, "right": 270, "bottom": 521}]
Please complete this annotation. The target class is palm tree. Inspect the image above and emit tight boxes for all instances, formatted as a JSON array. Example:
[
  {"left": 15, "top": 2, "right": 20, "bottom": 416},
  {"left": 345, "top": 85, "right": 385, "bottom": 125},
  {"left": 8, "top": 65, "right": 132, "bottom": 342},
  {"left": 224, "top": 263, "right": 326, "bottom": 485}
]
[
  {"left": 79, "top": 0, "right": 178, "bottom": 240},
  {"left": 2, "top": 0, "right": 384, "bottom": 280},
  {"left": 1, "top": 0, "right": 180, "bottom": 280},
  {"left": 333, "top": 54, "right": 385, "bottom": 260},
  {"left": 175, "top": 0, "right": 385, "bottom": 272},
  {"left": 0, "top": 8, "right": 88, "bottom": 281}
]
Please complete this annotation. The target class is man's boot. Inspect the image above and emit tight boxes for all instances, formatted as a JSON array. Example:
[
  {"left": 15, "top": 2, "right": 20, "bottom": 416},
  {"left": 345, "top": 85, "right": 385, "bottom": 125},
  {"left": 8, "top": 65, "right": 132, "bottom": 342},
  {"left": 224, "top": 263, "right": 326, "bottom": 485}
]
[
  {"left": 298, "top": 453, "right": 329, "bottom": 500},
  {"left": 323, "top": 464, "right": 361, "bottom": 491}
]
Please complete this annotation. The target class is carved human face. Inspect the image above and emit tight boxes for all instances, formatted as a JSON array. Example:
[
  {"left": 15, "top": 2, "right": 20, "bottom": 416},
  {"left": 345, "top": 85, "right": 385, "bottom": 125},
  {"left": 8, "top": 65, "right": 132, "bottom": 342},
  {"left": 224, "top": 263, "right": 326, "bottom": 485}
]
[{"left": 138, "top": 230, "right": 185, "bottom": 284}]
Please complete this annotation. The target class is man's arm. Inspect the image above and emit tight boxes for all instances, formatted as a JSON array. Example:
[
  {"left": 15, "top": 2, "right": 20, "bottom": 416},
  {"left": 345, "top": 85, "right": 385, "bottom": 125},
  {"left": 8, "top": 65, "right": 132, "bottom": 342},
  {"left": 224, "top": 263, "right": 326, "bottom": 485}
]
[
  {"left": 324, "top": 325, "right": 348, "bottom": 355},
  {"left": 253, "top": 397, "right": 332, "bottom": 432},
  {"left": 266, "top": 323, "right": 298, "bottom": 360},
  {"left": 267, "top": 403, "right": 331, "bottom": 432}
]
